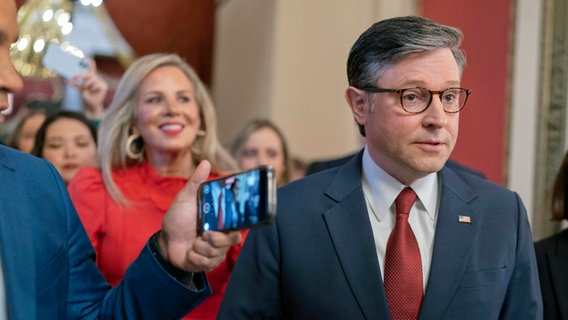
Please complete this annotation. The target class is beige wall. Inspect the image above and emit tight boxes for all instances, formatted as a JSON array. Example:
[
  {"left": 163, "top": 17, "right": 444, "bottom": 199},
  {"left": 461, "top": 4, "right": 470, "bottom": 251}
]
[
  {"left": 213, "top": 0, "right": 416, "bottom": 162},
  {"left": 508, "top": 0, "right": 543, "bottom": 227},
  {"left": 212, "top": 0, "right": 277, "bottom": 146}
]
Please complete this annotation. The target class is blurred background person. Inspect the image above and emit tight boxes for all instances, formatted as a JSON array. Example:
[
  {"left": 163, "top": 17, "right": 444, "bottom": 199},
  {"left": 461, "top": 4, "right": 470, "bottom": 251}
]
[
  {"left": 68, "top": 53, "right": 241, "bottom": 320},
  {"left": 231, "top": 118, "right": 292, "bottom": 187},
  {"left": 5, "top": 108, "right": 47, "bottom": 153},
  {"left": 3, "top": 59, "right": 107, "bottom": 152},
  {"left": 229, "top": 178, "right": 241, "bottom": 228},
  {"left": 31, "top": 110, "right": 97, "bottom": 185},
  {"left": 289, "top": 155, "right": 307, "bottom": 182},
  {"left": 535, "top": 150, "right": 568, "bottom": 320}
]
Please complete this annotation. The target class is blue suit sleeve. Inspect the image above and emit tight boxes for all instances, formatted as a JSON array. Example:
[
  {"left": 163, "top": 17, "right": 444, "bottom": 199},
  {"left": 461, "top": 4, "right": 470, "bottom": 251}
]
[
  {"left": 499, "top": 192, "right": 543, "bottom": 319},
  {"left": 46, "top": 163, "right": 211, "bottom": 319}
]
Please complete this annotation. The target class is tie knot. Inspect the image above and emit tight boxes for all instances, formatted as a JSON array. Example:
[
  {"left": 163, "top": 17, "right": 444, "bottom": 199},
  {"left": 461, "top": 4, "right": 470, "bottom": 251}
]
[{"left": 395, "top": 187, "right": 416, "bottom": 216}]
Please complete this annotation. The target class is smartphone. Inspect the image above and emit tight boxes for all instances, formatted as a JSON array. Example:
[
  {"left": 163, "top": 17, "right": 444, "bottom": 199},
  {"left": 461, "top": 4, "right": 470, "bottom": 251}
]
[
  {"left": 197, "top": 166, "right": 276, "bottom": 234},
  {"left": 42, "top": 42, "right": 89, "bottom": 79}
]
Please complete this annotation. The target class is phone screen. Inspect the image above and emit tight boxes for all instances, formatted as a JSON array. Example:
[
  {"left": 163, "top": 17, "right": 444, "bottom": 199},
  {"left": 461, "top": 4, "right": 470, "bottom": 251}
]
[{"left": 197, "top": 166, "right": 276, "bottom": 234}]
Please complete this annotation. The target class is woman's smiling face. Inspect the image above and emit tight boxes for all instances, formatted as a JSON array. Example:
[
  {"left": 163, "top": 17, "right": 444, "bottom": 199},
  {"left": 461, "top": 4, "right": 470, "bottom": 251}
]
[{"left": 134, "top": 65, "right": 201, "bottom": 157}]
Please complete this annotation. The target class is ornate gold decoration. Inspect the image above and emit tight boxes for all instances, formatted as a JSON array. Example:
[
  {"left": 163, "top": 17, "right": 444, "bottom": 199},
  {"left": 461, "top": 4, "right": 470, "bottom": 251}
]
[{"left": 10, "top": 0, "right": 75, "bottom": 79}]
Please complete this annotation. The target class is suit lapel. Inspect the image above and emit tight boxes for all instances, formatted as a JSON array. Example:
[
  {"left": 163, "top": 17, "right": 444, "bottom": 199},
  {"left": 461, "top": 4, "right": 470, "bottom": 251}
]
[
  {"left": 547, "top": 234, "right": 568, "bottom": 319},
  {"left": 419, "top": 167, "right": 480, "bottom": 319},
  {"left": 0, "top": 158, "right": 37, "bottom": 319},
  {"left": 320, "top": 155, "right": 486, "bottom": 319},
  {"left": 321, "top": 153, "right": 391, "bottom": 320}
]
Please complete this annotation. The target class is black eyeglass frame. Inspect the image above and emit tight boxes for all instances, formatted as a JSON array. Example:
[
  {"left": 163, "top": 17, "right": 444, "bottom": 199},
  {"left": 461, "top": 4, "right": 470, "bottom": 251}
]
[{"left": 358, "top": 86, "right": 472, "bottom": 114}]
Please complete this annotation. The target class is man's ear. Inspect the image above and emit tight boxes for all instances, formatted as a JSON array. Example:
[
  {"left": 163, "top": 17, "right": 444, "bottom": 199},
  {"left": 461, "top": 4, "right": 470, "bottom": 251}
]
[{"left": 345, "top": 86, "right": 369, "bottom": 126}]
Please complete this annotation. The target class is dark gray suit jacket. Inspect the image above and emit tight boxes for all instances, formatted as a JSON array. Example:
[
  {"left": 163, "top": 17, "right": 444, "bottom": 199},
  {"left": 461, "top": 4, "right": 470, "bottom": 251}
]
[
  {"left": 219, "top": 151, "right": 541, "bottom": 319},
  {"left": 535, "top": 228, "right": 568, "bottom": 319}
]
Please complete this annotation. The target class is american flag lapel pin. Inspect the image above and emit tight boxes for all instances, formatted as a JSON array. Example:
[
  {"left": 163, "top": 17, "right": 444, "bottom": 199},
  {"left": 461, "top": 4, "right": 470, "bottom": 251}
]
[{"left": 458, "top": 215, "right": 471, "bottom": 223}]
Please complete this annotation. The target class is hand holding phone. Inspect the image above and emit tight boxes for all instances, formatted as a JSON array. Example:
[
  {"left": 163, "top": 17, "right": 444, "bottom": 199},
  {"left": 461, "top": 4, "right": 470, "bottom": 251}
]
[{"left": 197, "top": 166, "right": 276, "bottom": 234}]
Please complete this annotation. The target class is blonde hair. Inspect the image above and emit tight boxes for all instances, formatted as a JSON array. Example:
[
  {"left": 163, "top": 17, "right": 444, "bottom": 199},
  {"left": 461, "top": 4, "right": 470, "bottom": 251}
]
[
  {"left": 230, "top": 119, "right": 292, "bottom": 187},
  {"left": 98, "top": 53, "right": 237, "bottom": 204}
]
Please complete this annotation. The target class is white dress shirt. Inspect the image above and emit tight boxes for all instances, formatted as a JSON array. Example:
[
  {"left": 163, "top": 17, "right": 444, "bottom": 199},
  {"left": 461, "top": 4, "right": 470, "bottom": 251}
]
[{"left": 361, "top": 148, "right": 440, "bottom": 289}]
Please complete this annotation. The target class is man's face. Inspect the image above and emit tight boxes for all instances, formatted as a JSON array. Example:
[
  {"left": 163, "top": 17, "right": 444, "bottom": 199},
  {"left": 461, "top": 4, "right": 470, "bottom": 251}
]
[
  {"left": 0, "top": 0, "right": 24, "bottom": 114},
  {"left": 348, "top": 48, "right": 461, "bottom": 185}
]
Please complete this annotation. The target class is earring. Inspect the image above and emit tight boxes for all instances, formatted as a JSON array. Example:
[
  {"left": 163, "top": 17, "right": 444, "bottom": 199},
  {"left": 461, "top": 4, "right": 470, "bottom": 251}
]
[
  {"left": 196, "top": 129, "right": 206, "bottom": 137},
  {"left": 126, "top": 134, "right": 144, "bottom": 160}
]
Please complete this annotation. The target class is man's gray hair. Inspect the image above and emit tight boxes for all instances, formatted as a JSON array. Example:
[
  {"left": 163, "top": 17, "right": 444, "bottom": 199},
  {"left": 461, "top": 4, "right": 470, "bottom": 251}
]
[{"left": 347, "top": 16, "right": 465, "bottom": 89}]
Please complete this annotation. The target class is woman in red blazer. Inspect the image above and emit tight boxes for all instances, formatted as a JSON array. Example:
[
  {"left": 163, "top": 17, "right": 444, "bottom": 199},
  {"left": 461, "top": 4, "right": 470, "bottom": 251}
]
[{"left": 68, "top": 53, "right": 245, "bottom": 320}]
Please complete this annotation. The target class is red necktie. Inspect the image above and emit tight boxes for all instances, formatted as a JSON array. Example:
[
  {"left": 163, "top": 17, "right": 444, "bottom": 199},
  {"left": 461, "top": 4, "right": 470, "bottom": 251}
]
[{"left": 384, "top": 187, "right": 423, "bottom": 320}]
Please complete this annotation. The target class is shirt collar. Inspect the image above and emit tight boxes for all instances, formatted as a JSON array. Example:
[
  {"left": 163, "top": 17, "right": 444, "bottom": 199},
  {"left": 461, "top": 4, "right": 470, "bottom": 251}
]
[{"left": 361, "top": 147, "right": 439, "bottom": 221}]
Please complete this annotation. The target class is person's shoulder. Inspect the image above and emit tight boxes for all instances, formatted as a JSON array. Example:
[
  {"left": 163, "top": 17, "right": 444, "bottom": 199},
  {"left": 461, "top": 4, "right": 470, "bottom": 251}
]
[
  {"left": 535, "top": 228, "right": 568, "bottom": 252},
  {"left": 0, "top": 144, "right": 57, "bottom": 179},
  {"left": 443, "top": 162, "right": 490, "bottom": 186},
  {"left": 442, "top": 164, "right": 518, "bottom": 203},
  {"left": 0, "top": 146, "right": 69, "bottom": 203},
  {"left": 67, "top": 165, "right": 104, "bottom": 194},
  {"left": 279, "top": 163, "right": 352, "bottom": 204},
  {"left": 306, "top": 152, "right": 357, "bottom": 175},
  {"left": 284, "top": 165, "right": 340, "bottom": 189},
  {"left": 281, "top": 151, "right": 362, "bottom": 203},
  {"left": 445, "top": 159, "right": 485, "bottom": 179},
  {"left": 0, "top": 144, "right": 43, "bottom": 167},
  {"left": 74, "top": 165, "right": 102, "bottom": 180}
]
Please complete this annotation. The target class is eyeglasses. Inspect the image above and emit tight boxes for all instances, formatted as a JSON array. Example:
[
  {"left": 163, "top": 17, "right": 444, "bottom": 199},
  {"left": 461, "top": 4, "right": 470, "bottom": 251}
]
[{"left": 358, "top": 86, "right": 471, "bottom": 114}]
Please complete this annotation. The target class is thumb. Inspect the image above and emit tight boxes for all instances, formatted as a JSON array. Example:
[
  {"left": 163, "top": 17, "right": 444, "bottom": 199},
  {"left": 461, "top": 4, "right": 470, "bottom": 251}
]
[
  {"left": 162, "top": 159, "right": 211, "bottom": 237},
  {"left": 184, "top": 160, "right": 211, "bottom": 200}
]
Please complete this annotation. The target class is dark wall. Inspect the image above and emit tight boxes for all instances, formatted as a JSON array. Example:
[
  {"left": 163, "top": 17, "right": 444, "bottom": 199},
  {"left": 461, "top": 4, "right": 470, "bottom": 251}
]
[{"left": 104, "top": 0, "right": 215, "bottom": 85}]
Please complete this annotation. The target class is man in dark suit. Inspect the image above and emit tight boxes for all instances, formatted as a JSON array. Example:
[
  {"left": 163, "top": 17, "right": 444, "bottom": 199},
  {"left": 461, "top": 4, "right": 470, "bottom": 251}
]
[
  {"left": 0, "top": 1, "right": 241, "bottom": 318},
  {"left": 218, "top": 16, "right": 541, "bottom": 319}
]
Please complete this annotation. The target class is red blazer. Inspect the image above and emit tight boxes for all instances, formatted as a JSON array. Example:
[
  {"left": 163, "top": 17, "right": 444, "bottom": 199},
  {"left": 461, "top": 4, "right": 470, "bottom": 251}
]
[{"left": 68, "top": 162, "right": 246, "bottom": 320}]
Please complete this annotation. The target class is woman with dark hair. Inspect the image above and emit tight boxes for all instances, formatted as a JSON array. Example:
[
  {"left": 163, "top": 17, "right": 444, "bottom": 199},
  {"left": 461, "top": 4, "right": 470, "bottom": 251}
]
[
  {"left": 535, "top": 150, "right": 568, "bottom": 319},
  {"left": 5, "top": 109, "right": 47, "bottom": 153},
  {"left": 31, "top": 110, "right": 97, "bottom": 185}
]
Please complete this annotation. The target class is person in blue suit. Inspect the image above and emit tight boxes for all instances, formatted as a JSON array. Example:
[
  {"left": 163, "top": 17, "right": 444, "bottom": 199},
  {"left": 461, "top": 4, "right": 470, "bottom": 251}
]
[
  {"left": 0, "top": 1, "right": 241, "bottom": 318},
  {"left": 218, "top": 16, "right": 542, "bottom": 319},
  {"left": 222, "top": 184, "right": 235, "bottom": 230},
  {"left": 203, "top": 180, "right": 221, "bottom": 231}
]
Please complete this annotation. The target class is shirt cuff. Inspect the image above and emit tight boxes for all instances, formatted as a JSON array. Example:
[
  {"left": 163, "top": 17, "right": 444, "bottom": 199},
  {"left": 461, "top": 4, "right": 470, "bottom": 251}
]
[{"left": 149, "top": 231, "right": 196, "bottom": 289}]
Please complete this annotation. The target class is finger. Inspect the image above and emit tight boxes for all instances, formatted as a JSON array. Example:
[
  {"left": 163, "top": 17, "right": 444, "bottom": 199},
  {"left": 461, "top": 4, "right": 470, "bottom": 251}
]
[
  {"left": 185, "top": 250, "right": 225, "bottom": 272},
  {"left": 87, "top": 58, "right": 97, "bottom": 72},
  {"left": 192, "top": 237, "right": 228, "bottom": 258},
  {"left": 68, "top": 76, "right": 82, "bottom": 88},
  {"left": 203, "top": 230, "right": 242, "bottom": 247},
  {"left": 79, "top": 78, "right": 94, "bottom": 91}
]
